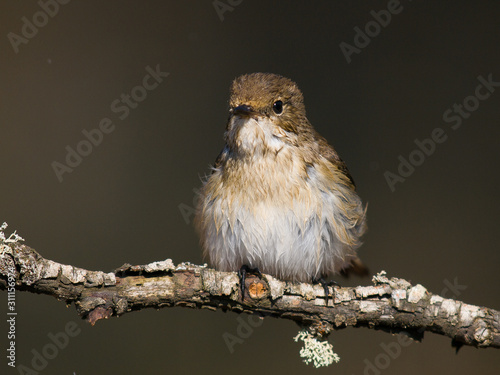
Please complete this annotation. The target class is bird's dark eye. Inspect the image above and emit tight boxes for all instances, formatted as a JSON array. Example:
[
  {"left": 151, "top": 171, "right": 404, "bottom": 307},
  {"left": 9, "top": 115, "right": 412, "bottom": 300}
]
[{"left": 273, "top": 100, "right": 283, "bottom": 115}]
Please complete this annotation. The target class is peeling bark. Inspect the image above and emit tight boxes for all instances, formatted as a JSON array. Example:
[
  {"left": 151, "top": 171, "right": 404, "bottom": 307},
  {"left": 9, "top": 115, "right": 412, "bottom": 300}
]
[{"left": 1, "top": 242, "right": 499, "bottom": 350}]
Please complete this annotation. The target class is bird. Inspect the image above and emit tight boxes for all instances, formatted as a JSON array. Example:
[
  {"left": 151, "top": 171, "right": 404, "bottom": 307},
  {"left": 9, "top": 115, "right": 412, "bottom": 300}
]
[{"left": 195, "top": 73, "right": 367, "bottom": 293}]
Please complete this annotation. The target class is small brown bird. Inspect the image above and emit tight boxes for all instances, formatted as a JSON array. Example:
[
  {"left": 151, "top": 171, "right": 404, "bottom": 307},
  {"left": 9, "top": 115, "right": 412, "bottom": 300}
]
[{"left": 195, "top": 73, "right": 367, "bottom": 287}]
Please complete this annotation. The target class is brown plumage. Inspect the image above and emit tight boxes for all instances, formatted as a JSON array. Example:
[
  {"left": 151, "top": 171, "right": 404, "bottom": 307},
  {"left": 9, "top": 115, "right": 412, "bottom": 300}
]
[{"left": 195, "top": 73, "right": 367, "bottom": 282}]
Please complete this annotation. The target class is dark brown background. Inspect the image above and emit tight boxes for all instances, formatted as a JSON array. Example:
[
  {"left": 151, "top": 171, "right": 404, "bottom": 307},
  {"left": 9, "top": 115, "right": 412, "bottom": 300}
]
[{"left": 1, "top": 1, "right": 499, "bottom": 374}]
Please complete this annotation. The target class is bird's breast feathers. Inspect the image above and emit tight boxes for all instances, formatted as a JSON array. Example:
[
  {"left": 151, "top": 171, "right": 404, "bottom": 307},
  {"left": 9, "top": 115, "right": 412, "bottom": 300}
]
[{"left": 196, "top": 131, "right": 366, "bottom": 281}]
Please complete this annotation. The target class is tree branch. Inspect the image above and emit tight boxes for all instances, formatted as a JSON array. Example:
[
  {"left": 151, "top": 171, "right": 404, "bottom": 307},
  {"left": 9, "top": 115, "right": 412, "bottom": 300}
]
[{"left": 1, "top": 242, "right": 499, "bottom": 350}]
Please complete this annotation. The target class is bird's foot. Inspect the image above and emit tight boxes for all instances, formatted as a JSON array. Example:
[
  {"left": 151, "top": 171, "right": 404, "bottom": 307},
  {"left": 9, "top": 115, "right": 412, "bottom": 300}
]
[
  {"left": 238, "top": 265, "right": 263, "bottom": 300},
  {"left": 312, "top": 277, "right": 340, "bottom": 306}
]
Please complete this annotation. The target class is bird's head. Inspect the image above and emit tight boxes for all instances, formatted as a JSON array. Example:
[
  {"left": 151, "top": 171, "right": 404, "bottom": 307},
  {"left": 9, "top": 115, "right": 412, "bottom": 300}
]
[{"left": 225, "top": 73, "right": 312, "bottom": 156}]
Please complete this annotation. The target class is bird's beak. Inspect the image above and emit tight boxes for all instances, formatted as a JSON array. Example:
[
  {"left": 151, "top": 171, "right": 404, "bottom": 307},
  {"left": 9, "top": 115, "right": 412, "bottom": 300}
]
[{"left": 232, "top": 104, "right": 257, "bottom": 118}]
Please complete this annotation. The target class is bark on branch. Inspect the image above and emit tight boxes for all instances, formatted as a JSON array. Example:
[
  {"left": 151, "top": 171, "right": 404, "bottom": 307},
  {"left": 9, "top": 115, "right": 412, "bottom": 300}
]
[{"left": 1, "top": 242, "right": 499, "bottom": 350}]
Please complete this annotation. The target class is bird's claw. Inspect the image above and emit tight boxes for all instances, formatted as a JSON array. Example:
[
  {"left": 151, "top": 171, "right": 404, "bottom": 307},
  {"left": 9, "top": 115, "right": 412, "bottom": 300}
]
[
  {"left": 313, "top": 277, "right": 340, "bottom": 306},
  {"left": 238, "top": 265, "right": 263, "bottom": 299}
]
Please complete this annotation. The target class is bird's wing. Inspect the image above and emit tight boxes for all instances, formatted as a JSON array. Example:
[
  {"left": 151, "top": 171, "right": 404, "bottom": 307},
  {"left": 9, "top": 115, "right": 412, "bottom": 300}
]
[
  {"left": 314, "top": 131, "right": 357, "bottom": 188},
  {"left": 210, "top": 147, "right": 227, "bottom": 173}
]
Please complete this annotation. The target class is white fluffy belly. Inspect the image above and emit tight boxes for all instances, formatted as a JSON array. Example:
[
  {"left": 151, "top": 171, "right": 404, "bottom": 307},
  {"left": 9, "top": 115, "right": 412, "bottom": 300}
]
[{"left": 198, "top": 170, "right": 358, "bottom": 282}]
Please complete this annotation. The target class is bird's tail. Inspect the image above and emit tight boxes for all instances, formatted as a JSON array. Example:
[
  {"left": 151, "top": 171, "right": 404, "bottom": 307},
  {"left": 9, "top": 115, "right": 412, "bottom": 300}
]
[{"left": 340, "top": 256, "right": 370, "bottom": 277}]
